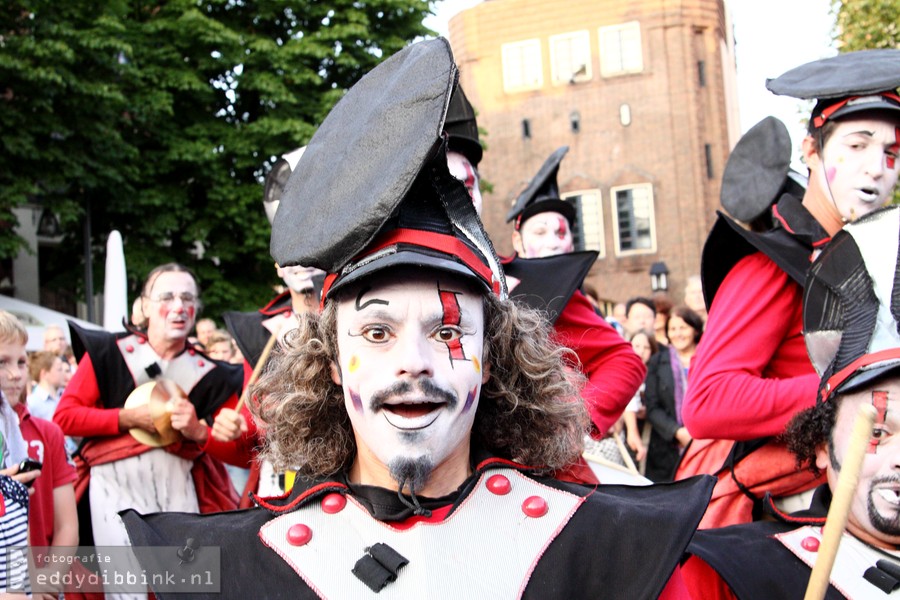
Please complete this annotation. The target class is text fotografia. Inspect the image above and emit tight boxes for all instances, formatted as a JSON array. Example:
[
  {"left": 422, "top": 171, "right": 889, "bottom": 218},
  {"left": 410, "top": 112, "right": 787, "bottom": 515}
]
[{"left": 4, "top": 545, "right": 221, "bottom": 593}]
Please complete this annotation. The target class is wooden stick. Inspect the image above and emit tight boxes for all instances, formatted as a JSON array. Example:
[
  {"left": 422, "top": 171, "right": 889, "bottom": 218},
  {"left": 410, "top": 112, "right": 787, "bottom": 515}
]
[
  {"left": 234, "top": 326, "right": 282, "bottom": 413},
  {"left": 804, "top": 403, "right": 877, "bottom": 600},
  {"left": 613, "top": 431, "right": 640, "bottom": 475}
]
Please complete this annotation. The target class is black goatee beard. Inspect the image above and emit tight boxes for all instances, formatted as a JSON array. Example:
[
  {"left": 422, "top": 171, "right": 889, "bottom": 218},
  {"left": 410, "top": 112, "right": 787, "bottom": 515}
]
[{"left": 388, "top": 455, "right": 435, "bottom": 496}]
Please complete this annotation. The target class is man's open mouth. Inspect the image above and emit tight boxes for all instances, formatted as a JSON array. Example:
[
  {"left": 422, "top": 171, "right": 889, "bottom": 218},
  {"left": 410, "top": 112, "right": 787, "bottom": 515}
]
[
  {"left": 382, "top": 401, "right": 446, "bottom": 430},
  {"left": 858, "top": 187, "right": 880, "bottom": 203}
]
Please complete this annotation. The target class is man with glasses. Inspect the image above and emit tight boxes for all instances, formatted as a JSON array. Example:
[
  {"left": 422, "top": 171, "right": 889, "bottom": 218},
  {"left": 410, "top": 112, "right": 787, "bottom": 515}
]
[{"left": 54, "top": 262, "right": 245, "bottom": 593}]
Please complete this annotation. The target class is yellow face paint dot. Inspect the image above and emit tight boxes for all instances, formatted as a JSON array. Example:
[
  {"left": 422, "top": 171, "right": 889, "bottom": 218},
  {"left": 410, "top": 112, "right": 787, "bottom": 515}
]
[
  {"left": 472, "top": 356, "right": 481, "bottom": 374},
  {"left": 348, "top": 355, "right": 360, "bottom": 373}
]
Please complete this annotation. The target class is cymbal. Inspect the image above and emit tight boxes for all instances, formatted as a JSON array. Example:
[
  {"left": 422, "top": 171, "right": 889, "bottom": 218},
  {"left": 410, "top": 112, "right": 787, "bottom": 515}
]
[{"left": 124, "top": 380, "right": 184, "bottom": 447}]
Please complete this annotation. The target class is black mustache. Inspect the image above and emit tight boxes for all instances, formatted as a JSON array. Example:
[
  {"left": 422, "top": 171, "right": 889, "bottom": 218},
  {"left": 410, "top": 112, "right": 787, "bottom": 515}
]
[{"left": 370, "top": 379, "right": 457, "bottom": 412}]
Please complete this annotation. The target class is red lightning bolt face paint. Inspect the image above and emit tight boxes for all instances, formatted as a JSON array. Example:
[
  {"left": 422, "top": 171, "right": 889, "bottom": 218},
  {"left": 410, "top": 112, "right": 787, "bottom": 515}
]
[
  {"left": 440, "top": 288, "right": 466, "bottom": 361},
  {"left": 887, "top": 127, "right": 899, "bottom": 170},
  {"left": 869, "top": 390, "right": 889, "bottom": 454}
]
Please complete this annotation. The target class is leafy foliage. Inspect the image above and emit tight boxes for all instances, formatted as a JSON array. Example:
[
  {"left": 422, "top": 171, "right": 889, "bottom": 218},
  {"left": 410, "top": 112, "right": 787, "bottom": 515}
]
[
  {"left": 831, "top": 0, "right": 900, "bottom": 205},
  {"left": 1, "top": 0, "right": 434, "bottom": 318}
]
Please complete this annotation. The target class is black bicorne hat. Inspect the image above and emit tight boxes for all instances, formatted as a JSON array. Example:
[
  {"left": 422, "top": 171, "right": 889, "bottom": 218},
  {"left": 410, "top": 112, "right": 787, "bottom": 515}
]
[
  {"left": 445, "top": 84, "right": 483, "bottom": 167},
  {"left": 720, "top": 116, "right": 806, "bottom": 224},
  {"left": 270, "top": 38, "right": 506, "bottom": 302},
  {"left": 804, "top": 206, "right": 900, "bottom": 402},
  {"left": 506, "top": 146, "right": 575, "bottom": 228},
  {"left": 766, "top": 49, "right": 900, "bottom": 129}
]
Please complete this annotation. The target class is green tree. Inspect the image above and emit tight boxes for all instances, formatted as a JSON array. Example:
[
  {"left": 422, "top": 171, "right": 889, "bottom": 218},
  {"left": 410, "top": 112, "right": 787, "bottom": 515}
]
[
  {"left": 832, "top": 0, "right": 899, "bottom": 50},
  {"left": 831, "top": 0, "right": 900, "bottom": 205},
  {"left": 0, "top": 0, "right": 434, "bottom": 318}
]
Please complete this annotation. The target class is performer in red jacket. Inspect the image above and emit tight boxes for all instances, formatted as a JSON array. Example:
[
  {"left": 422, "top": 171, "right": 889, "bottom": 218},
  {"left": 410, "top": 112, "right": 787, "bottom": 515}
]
[{"left": 678, "top": 50, "right": 900, "bottom": 528}]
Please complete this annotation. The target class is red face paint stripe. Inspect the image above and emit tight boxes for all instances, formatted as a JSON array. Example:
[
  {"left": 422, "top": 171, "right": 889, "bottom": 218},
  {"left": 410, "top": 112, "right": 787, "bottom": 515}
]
[
  {"left": 887, "top": 127, "right": 899, "bottom": 170},
  {"left": 869, "top": 390, "right": 889, "bottom": 454},
  {"left": 557, "top": 216, "right": 567, "bottom": 240},
  {"left": 439, "top": 290, "right": 466, "bottom": 361}
]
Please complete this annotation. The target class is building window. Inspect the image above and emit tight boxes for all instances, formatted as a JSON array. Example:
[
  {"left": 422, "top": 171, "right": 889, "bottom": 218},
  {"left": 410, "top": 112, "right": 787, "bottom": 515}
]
[
  {"left": 598, "top": 21, "right": 643, "bottom": 77},
  {"left": 563, "top": 190, "right": 605, "bottom": 257},
  {"left": 611, "top": 184, "right": 655, "bottom": 255},
  {"left": 502, "top": 39, "right": 543, "bottom": 92},
  {"left": 550, "top": 31, "right": 591, "bottom": 85}
]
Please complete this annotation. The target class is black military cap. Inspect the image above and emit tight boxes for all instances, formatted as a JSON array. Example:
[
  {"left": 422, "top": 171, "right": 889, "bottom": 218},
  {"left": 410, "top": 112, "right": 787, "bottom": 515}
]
[
  {"left": 803, "top": 206, "right": 900, "bottom": 402},
  {"left": 720, "top": 117, "right": 802, "bottom": 223},
  {"left": 445, "top": 84, "right": 483, "bottom": 167},
  {"left": 270, "top": 38, "right": 506, "bottom": 301},
  {"left": 766, "top": 49, "right": 900, "bottom": 128},
  {"left": 506, "top": 146, "right": 575, "bottom": 228}
]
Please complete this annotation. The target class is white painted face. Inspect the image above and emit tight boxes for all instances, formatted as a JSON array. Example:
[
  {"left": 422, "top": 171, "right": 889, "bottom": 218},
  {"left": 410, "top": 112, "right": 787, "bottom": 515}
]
[
  {"left": 818, "top": 379, "right": 900, "bottom": 548},
  {"left": 277, "top": 264, "right": 325, "bottom": 295},
  {"left": 331, "top": 270, "right": 488, "bottom": 490},
  {"left": 447, "top": 151, "right": 483, "bottom": 216},
  {"left": 815, "top": 116, "right": 900, "bottom": 223},
  {"left": 514, "top": 211, "right": 575, "bottom": 258},
  {"left": 143, "top": 271, "right": 198, "bottom": 345}
]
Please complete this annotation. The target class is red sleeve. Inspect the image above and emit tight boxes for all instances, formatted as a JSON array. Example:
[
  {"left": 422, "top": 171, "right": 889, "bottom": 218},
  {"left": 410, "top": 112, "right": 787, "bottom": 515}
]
[
  {"left": 658, "top": 565, "right": 696, "bottom": 600},
  {"left": 201, "top": 395, "right": 259, "bottom": 468},
  {"left": 53, "top": 354, "right": 121, "bottom": 437},
  {"left": 681, "top": 253, "right": 819, "bottom": 440},
  {"left": 553, "top": 291, "right": 646, "bottom": 433},
  {"left": 680, "top": 555, "right": 738, "bottom": 600}
]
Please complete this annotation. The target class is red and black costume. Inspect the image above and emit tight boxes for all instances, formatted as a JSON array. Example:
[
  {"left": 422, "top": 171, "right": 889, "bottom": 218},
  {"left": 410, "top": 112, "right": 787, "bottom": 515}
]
[
  {"left": 502, "top": 251, "right": 646, "bottom": 435},
  {"left": 682, "top": 486, "right": 887, "bottom": 599},
  {"left": 122, "top": 453, "right": 713, "bottom": 599},
  {"left": 54, "top": 322, "right": 246, "bottom": 543},
  {"left": 677, "top": 194, "right": 829, "bottom": 527}
]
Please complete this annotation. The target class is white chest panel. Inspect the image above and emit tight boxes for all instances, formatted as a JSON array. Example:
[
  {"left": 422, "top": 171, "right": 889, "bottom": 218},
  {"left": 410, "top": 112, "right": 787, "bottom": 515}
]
[
  {"left": 776, "top": 525, "right": 900, "bottom": 598},
  {"left": 259, "top": 468, "right": 583, "bottom": 599},
  {"left": 117, "top": 335, "right": 214, "bottom": 395}
]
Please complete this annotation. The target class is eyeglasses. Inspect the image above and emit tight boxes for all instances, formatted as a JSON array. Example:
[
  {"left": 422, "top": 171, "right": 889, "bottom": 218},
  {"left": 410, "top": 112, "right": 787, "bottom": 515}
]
[{"left": 146, "top": 292, "right": 198, "bottom": 305}]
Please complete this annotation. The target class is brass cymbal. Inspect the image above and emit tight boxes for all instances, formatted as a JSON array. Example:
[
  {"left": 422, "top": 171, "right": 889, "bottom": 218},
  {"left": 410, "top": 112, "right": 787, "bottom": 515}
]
[{"left": 123, "top": 380, "right": 184, "bottom": 447}]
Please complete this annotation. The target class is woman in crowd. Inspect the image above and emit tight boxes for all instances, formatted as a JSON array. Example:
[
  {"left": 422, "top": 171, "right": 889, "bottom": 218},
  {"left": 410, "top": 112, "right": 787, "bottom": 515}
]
[
  {"left": 622, "top": 330, "right": 659, "bottom": 465},
  {"left": 644, "top": 305, "right": 704, "bottom": 482}
]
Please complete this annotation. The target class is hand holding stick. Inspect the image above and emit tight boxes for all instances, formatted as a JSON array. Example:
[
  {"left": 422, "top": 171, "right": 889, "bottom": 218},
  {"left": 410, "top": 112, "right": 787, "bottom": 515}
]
[{"left": 804, "top": 403, "right": 876, "bottom": 600}]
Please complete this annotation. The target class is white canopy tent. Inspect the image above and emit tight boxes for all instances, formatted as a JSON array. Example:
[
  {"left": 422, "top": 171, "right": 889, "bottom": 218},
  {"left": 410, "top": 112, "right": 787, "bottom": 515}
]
[{"left": 0, "top": 295, "right": 104, "bottom": 352}]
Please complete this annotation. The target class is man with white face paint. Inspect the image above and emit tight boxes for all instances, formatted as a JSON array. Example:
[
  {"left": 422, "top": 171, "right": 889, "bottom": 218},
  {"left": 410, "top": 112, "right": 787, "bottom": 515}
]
[
  {"left": 122, "top": 38, "right": 713, "bottom": 599},
  {"left": 444, "top": 84, "right": 483, "bottom": 216},
  {"left": 502, "top": 147, "right": 646, "bottom": 469},
  {"left": 678, "top": 50, "right": 900, "bottom": 530},
  {"left": 54, "top": 263, "right": 245, "bottom": 598},
  {"left": 684, "top": 206, "right": 900, "bottom": 599}
]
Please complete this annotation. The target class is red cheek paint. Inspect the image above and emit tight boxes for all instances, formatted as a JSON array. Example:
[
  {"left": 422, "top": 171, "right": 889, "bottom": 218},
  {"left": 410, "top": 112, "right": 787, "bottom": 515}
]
[
  {"left": 557, "top": 217, "right": 568, "bottom": 240},
  {"left": 869, "top": 390, "right": 888, "bottom": 454},
  {"left": 826, "top": 166, "right": 837, "bottom": 184},
  {"left": 463, "top": 162, "right": 476, "bottom": 197},
  {"left": 439, "top": 289, "right": 466, "bottom": 361}
]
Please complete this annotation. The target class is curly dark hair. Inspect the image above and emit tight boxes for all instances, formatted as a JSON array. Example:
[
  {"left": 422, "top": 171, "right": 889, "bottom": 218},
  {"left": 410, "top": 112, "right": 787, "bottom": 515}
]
[
  {"left": 250, "top": 291, "right": 590, "bottom": 479},
  {"left": 783, "top": 399, "right": 838, "bottom": 476}
]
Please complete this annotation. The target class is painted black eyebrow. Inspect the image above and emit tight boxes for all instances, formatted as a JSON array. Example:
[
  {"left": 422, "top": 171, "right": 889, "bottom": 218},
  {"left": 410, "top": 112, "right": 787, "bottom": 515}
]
[{"left": 355, "top": 286, "right": 389, "bottom": 311}]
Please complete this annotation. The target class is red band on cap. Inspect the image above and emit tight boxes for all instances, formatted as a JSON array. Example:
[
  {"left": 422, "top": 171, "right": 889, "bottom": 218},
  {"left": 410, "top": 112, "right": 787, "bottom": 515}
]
[
  {"left": 822, "top": 348, "right": 900, "bottom": 401},
  {"left": 813, "top": 92, "right": 900, "bottom": 128},
  {"left": 320, "top": 228, "right": 495, "bottom": 305}
]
